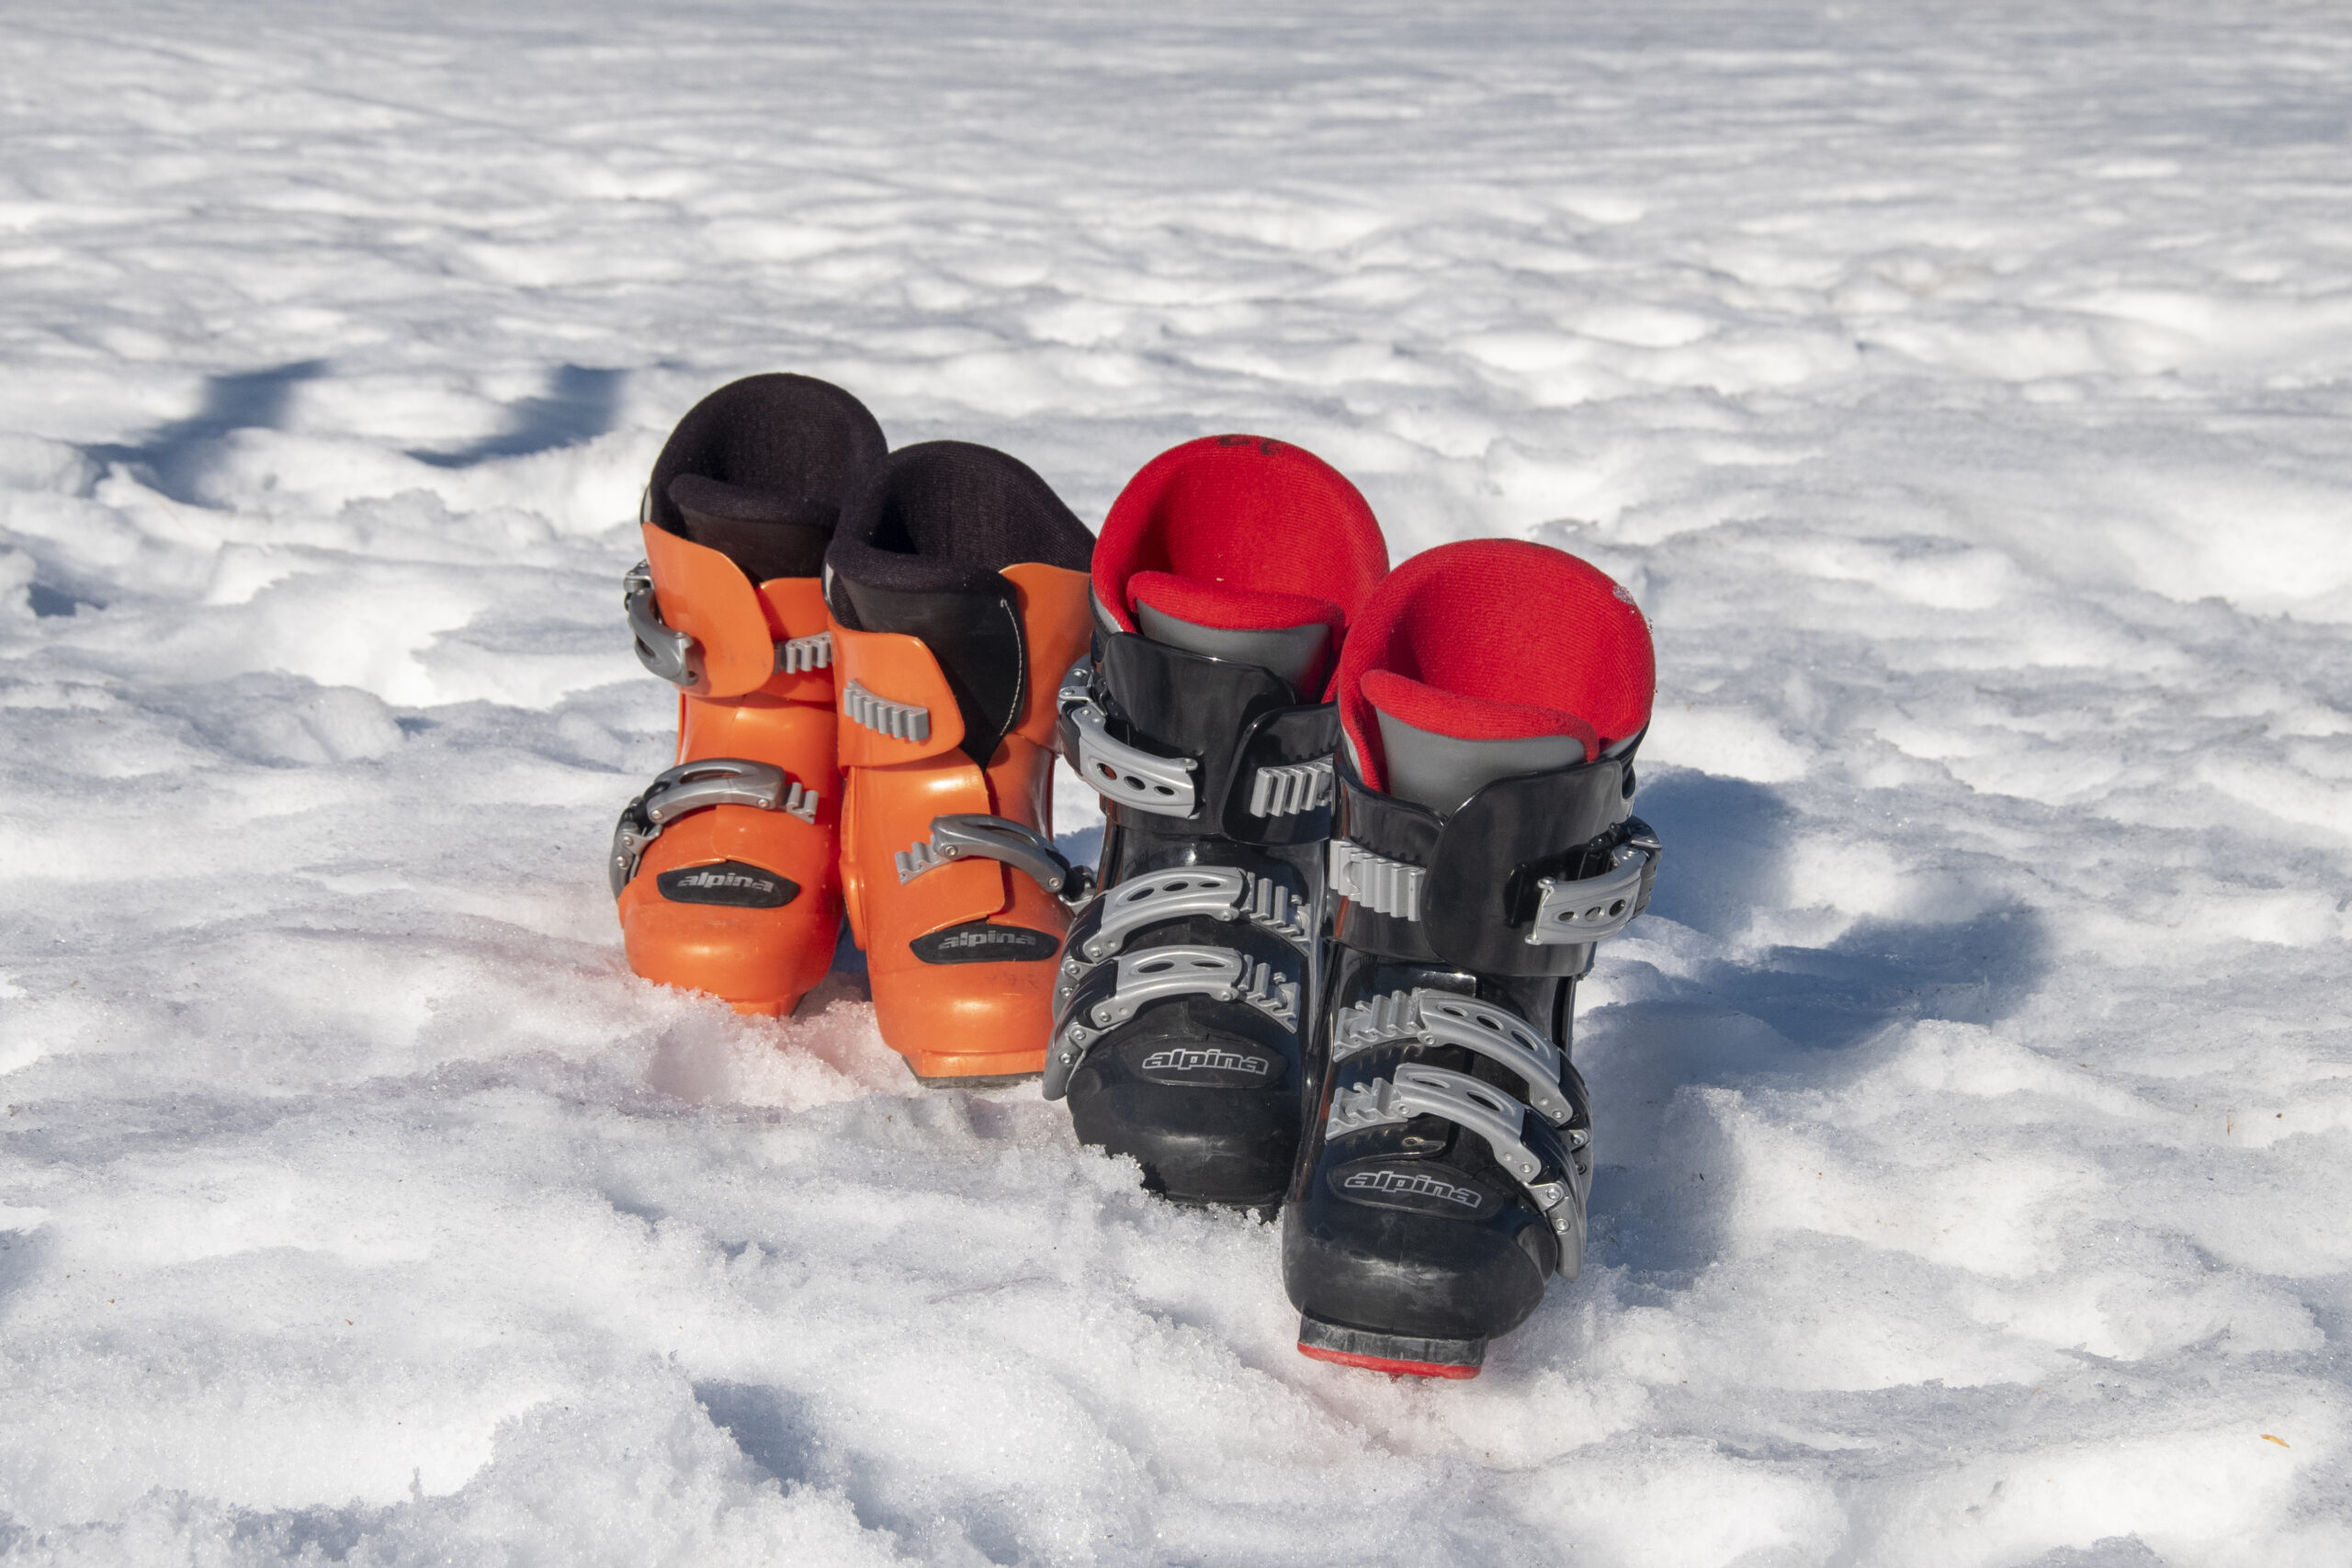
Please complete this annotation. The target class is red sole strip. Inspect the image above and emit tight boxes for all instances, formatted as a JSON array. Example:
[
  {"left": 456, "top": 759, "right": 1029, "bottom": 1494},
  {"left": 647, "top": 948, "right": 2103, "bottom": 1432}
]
[{"left": 1296, "top": 1342, "right": 1480, "bottom": 1380}]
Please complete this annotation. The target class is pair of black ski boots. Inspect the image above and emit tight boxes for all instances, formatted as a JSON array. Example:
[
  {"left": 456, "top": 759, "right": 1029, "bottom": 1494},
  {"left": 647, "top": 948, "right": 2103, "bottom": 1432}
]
[{"left": 1046, "top": 435, "right": 1661, "bottom": 1379}]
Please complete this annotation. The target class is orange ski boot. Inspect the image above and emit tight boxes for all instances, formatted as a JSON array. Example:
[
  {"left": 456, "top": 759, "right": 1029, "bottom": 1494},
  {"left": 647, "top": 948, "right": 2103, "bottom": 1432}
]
[
  {"left": 611, "top": 374, "right": 886, "bottom": 1015},
  {"left": 824, "top": 442, "right": 1096, "bottom": 1081}
]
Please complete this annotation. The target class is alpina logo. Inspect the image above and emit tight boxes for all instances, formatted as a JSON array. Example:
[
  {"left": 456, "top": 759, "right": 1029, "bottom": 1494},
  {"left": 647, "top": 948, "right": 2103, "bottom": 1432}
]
[
  {"left": 1139, "top": 1046, "right": 1270, "bottom": 1076},
  {"left": 675, "top": 870, "right": 774, "bottom": 891},
  {"left": 1341, "top": 1168, "right": 1482, "bottom": 1208},
  {"left": 937, "top": 929, "right": 1036, "bottom": 951},
  {"left": 654, "top": 861, "right": 797, "bottom": 908},
  {"left": 910, "top": 923, "right": 1057, "bottom": 964}
]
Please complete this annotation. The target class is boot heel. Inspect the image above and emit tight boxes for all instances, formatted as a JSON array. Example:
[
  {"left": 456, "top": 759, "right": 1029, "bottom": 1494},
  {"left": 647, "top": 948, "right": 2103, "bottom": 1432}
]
[{"left": 1295, "top": 1314, "right": 1485, "bottom": 1379}]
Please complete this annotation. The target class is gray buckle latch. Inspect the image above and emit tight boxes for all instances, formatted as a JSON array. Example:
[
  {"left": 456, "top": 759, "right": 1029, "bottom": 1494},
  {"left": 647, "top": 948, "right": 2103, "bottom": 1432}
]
[
  {"left": 1528, "top": 832, "right": 1657, "bottom": 945},
  {"left": 1247, "top": 757, "right": 1333, "bottom": 818},
  {"left": 1061, "top": 660, "right": 1198, "bottom": 818},
  {"left": 1329, "top": 838, "right": 1426, "bottom": 921},
  {"left": 777, "top": 632, "right": 832, "bottom": 675},
  {"left": 1326, "top": 1063, "right": 1590, "bottom": 1256},
  {"left": 609, "top": 758, "right": 817, "bottom": 896},
  {"left": 894, "top": 814, "right": 1093, "bottom": 906},
  {"left": 625, "top": 560, "right": 703, "bottom": 690},
  {"left": 1064, "top": 865, "right": 1309, "bottom": 969},
  {"left": 1331, "top": 988, "right": 1572, "bottom": 1126},
  {"left": 1045, "top": 943, "right": 1297, "bottom": 1098}
]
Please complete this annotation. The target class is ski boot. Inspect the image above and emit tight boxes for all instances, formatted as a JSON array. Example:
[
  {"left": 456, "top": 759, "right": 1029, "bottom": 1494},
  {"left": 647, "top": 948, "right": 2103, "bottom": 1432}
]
[
  {"left": 825, "top": 441, "right": 1096, "bottom": 1082},
  {"left": 612, "top": 374, "right": 886, "bottom": 1015},
  {"left": 1044, "top": 435, "right": 1389, "bottom": 1206},
  {"left": 1283, "top": 538, "right": 1660, "bottom": 1377}
]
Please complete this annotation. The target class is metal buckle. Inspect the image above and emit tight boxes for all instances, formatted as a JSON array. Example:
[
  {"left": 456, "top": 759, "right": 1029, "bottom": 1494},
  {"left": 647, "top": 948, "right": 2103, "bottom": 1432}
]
[
  {"left": 1331, "top": 987, "right": 1572, "bottom": 1126},
  {"left": 624, "top": 560, "right": 703, "bottom": 689},
  {"left": 1045, "top": 943, "right": 1298, "bottom": 1098},
  {"left": 1528, "top": 832, "right": 1657, "bottom": 946},
  {"left": 1325, "top": 1063, "right": 1589, "bottom": 1247},
  {"left": 1329, "top": 838, "right": 1426, "bottom": 920},
  {"left": 841, "top": 680, "right": 931, "bottom": 744},
  {"left": 1061, "top": 660, "right": 1198, "bottom": 817},
  {"left": 893, "top": 814, "right": 1092, "bottom": 905},
  {"left": 1062, "top": 865, "right": 1309, "bottom": 969},
  {"left": 608, "top": 758, "right": 815, "bottom": 896},
  {"left": 1247, "top": 757, "right": 1334, "bottom": 818},
  {"left": 776, "top": 631, "right": 831, "bottom": 675}
]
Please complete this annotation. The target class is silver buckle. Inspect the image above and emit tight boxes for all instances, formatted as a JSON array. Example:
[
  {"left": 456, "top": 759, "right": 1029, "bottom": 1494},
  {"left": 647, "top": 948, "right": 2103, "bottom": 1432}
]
[
  {"left": 608, "top": 758, "right": 815, "bottom": 896},
  {"left": 1528, "top": 833, "right": 1656, "bottom": 945},
  {"left": 1046, "top": 943, "right": 1297, "bottom": 1098},
  {"left": 1066, "top": 865, "right": 1308, "bottom": 967},
  {"left": 624, "top": 560, "right": 702, "bottom": 690},
  {"left": 1246, "top": 757, "right": 1333, "bottom": 818},
  {"left": 1332, "top": 987, "right": 1572, "bottom": 1126},
  {"left": 776, "top": 631, "right": 832, "bottom": 675},
  {"left": 1329, "top": 838, "right": 1426, "bottom": 920},
  {"left": 1061, "top": 660, "right": 1198, "bottom": 818},
  {"left": 842, "top": 680, "right": 931, "bottom": 744},
  {"left": 893, "top": 813, "right": 1090, "bottom": 904},
  {"left": 1326, "top": 1063, "right": 1589, "bottom": 1246}
]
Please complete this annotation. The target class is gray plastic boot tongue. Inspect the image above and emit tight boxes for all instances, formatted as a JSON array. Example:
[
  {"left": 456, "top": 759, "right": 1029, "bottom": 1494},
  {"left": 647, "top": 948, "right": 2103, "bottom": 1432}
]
[
  {"left": 1135, "top": 601, "right": 1333, "bottom": 692},
  {"left": 1374, "top": 708, "right": 1589, "bottom": 816}
]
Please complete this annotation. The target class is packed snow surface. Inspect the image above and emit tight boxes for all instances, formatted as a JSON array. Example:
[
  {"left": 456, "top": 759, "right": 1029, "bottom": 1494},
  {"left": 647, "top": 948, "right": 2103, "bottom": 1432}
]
[{"left": 4, "top": 2, "right": 2351, "bottom": 1562}]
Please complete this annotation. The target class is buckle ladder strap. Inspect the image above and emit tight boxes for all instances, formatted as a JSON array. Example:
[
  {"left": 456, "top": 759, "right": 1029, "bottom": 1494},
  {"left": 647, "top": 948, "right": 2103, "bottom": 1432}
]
[
  {"left": 893, "top": 813, "right": 1091, "bottom": 904},
  {"left": 776, "top": 631, "right": 832, "bottom": 675},
  {"left": 1326, "top": 1063, "right": 1590, "bottom": 1244},
  {"left": 1331, "top": 987, "right": 1573, "bottom": 1126},
  {"left": 1329, "top": 839, "right": 1426, "bottom": 920},
  {"left": 1045, "top": 943, "right": 1299, "bottom": 1098},
  {"left": 1061, "top": 660, "right": 1198, "bottom": 818},
  {"left": 625, "top": 560, "right": 703, "bottom": 689},
  {"left": 1062, "top": 865, "right": 1310, "bottom": 971},
  {"left": 609, "top": 758, "right": 816, "bottom": 896},
  {"left": 1528, "top": 830, "right": 1657, "bottom": 946},
  {"left": 1247, "top": 757, "right": 1334, "bottom": 818},
  {"left": 841, "top": 680, "right": 930, "bottom": 743}
]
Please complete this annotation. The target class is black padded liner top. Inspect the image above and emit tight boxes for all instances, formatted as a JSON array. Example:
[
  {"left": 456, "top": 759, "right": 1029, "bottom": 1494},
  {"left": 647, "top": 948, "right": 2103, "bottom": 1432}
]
[
  {"left": 647, "top": 373, "right": 887, "bottom": 582},
  {"left": 828, "top": 441, "right": 1095, "bottom": 763}
]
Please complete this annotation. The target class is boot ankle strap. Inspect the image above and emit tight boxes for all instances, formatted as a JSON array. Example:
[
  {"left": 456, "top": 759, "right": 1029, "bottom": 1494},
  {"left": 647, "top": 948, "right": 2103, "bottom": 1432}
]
[
  {"left": 1329, "top": 749, "right": 1660, "bottom": 976},
  {"left": 1058, "top": 645, "right": 1341, "bottom": 844}
]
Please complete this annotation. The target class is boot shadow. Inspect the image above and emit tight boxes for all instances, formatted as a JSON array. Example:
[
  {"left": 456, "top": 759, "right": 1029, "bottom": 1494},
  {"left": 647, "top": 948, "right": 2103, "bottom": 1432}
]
[
  {"left": 409, "top": 364, "right": 624, "bottom": 468},
  {"left": 1578, "top": 768, "right": 2052, "bottom": 1283},
  {"left": 81, "top": 357, "right": 329, "bottom": 505}
]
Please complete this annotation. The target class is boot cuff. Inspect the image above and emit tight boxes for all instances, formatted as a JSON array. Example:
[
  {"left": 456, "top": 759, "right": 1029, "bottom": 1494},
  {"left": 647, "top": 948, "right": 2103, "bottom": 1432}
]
[
  {"left": 1092, "top": 434, "right": 1386, "bottom": 665},
  {"left": 1337, "top": 539, "right": 1654, "bottom": 795}
]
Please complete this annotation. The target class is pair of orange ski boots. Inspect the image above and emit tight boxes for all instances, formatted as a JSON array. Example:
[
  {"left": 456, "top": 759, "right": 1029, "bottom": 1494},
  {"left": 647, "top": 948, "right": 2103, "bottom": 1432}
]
[{"left": 610, "top": 374, "right": 1093, "bottom": 1081}]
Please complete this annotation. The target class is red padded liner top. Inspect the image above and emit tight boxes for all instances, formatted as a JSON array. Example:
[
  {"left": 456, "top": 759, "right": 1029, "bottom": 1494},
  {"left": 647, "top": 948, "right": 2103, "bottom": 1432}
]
[
  {"left": 1337, "top": 538, "right": 1656, "bottom": 789},
  {"left": 1094, "top": 435, "right": 1388, "bottom": 657},
  {"left": 1127, "top": 571, "right": 1346, "bottom": 635}
]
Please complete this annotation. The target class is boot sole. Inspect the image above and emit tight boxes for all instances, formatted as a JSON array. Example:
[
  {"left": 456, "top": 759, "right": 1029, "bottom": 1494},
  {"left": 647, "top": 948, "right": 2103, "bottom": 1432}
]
[
  {"left": 1295, "top": 1313, "right": 1485, "bottom": 1379},
  {"left": 910, "top": 1068, "right": 1042, "bottom": 1089}
]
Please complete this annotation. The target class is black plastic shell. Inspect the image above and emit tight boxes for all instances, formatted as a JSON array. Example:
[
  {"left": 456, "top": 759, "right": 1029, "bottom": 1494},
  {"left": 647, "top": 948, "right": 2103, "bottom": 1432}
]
[
  {"left": 1331, "top": 746, "right": 1656, "bottom": 977},
  {"left": 1082, "top": 632, "right": 1339, "bottom": 846}
]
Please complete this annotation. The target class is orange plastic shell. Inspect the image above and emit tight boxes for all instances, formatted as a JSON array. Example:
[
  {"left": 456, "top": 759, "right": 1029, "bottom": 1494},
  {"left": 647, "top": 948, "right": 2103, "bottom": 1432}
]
[
  {"left": 1001, "top": 563, "right": 1091, "bottom": 746},
  {"left": 641, "top": 524, "right": 776, "bottom": 700},
  {"left": 617, "top": 564, "right": 843, "bottom": 1017},
  {"left": 830, "top": 562, "right": 1092, "bottom": 1081}
]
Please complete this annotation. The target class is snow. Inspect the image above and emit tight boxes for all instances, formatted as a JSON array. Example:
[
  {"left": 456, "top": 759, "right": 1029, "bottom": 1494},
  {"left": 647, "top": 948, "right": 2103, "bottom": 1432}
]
[{"left": 3, "top": 1, "right": 2350, "bottom": 1562}]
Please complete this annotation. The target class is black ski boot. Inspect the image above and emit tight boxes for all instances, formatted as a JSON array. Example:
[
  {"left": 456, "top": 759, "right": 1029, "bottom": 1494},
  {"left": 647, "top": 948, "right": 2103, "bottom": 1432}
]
[
  {"left": 1283, "top": 538, "right": 1660, "bottom": 1376},
  {"left": 1043, "top": 435, "right": 1389, "bottom": 1207}
]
